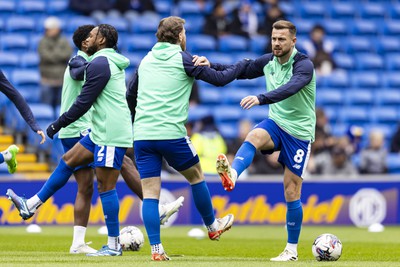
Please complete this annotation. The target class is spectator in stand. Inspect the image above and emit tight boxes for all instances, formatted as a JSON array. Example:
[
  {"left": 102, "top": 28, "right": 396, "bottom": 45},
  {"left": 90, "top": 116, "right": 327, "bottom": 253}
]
[
  {"left": 38, "top": 17, "right": 72, "bottom": 110},
  {"left": 191, "top": 115, "right": 227, "bottom": 175},
  {"left": 390, "top": 124, "right": 400, "bottom": 153},
  {"left": 113, "top": 0, "right": 156, "bottom": 14},
  {"left": 252, "top": 151, "right": 284, "bottom": 175},
  {"left": 319, "top": 146, "right": 358, "bottom": 176},
  {"left": 229, "top": 1, "right": 259, "bottom": 38},
  {"left": 359, "top": 130, "right": 387, "bottom": 174},
  {"left": 302, "top": 24, "right": 335, "bottom": 76},
  {"left": 260, "top": 3, "right": 286, "bottom": 52},
  {"left": 203, "top": 2, "right": 230, "bottom": 39},
  {"left": 69, "top": 0, "right": 114, "bottom": 16}
]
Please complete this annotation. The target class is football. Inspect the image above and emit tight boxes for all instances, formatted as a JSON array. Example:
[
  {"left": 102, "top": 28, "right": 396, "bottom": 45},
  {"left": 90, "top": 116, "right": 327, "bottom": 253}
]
[
  {"left": 312, "top": 233, "right": 342, "bottom": 261},
  {"left": 119, "top": 226, "right": 145, "bottom": 251}
]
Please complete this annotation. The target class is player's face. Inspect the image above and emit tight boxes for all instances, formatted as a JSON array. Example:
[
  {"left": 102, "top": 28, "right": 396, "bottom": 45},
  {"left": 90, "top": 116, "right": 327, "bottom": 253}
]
[
  {"left": 271, "top": 28, "right": 296, "bottom": 59},
  {"left": 179, "top": 28, "right": 186, "bottom": 51},
  {"left": 86, "top": 27, "right": 102, "bottom": 56}
]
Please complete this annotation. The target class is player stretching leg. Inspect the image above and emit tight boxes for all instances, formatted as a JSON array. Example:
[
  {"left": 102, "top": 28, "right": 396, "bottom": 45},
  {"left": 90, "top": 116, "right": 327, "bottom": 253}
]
[
  {"left": 216, "top": 20, "right": 315, "bottom": 262},
  {"left": 126, "top": 16, "right": 250, "bottom": 260}
]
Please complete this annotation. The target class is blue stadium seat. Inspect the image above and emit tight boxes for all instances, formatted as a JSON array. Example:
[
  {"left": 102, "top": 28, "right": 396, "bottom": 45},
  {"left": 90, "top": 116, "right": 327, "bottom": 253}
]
[
  {"left": 333, "top": 53, "right": 355, "bottom": 70},
  {"left": 213, "top": 105, "right": 242, "bottom": 123},
  {"left": 249, "top": 35, "right": 268, "bottom": 54},
  {"left": 100, "top": 17, "right": 129, "bottom": 33},
  {"left": 330, "top": 123, "right": 349, "bottom": 136},
  {"left": 244, "top": 106, "right": 268, "bottom": 123},
  {"left": 351, "top": 72, "right": 379, "bottom": 88},
  {"left": 330, "top": 2, "right": 355, "bottom": 19},
  {"left": 351, "top": 20, "right": 378, "bottom": 36},
  {"left": 20, "top": 52, "right": 40, "bottom": 69},
  {"left": 0, "top": 34, "right": 29, "bottom": 51},
  {"left": 203, "top": 52, "right": 234, "bottom": 65},
  {"left": 290, "top": 19, "right": 314, "bottom": 36},
  {"left": 370, "top": 107, "right": 398, "bottom": 124},
  {"left": 389, "top": 3, "right": 400, "bottom": 19},
  {"left": 223, "top": 88, "right": 251, "bottom": 104},
  {"left": 384, "top": 73, "right": 400, "bottom": 88},
  {"left": 153, "top": 0, "right": 172, "bottom": 17},
  {"left": 344, "top": 90, "right": 374, "bottom": 107},
  {"left": 344, "top": 37, "right": 373, "bottom": 53},
  {"left": 66, "top": 17, "right": 97, "bottom": 33},
  {"left": 0, "top": 1, "right": 16, "bottom": 15},
  {"left": 186, "top": 34, "right": 217, "bottom": 53},
  {"left": 376, "top": 38, "right": 400, "bottom": 54},
  {"left": 0, "top": 52, "right": 20, "bottom": 71},
  {"left": 17, "top": 0, "right": 46, "bottom": 15},
  {"left": 5, "top": 16, "right": 36, "bottom": 32},
  {"left": 217, "top": 122, "right": 239, "bottom": 140},
  {"left": 382, "top": 21, "right": 400, "bottom": 36},
  {"left": 375, "top": 90, "right": 400, "bottom": 106},
  {"left": 386, "top": 153, "right": 400, "bottom": 173},
  {"left": 219, "top": 35, "right": 248, "bottom": 52},
  {"left": 316, "top": 89, "right": 343, "bottom": 107},
  {"left": 131, "top": 13, "right": 160, "bottom": 33},
  {"left": 47, "top": 0, "right": 69, "bottom": 14},
  {"left": 29, "top": 103, "right": 55, "bottom": 121},
  {"left": 322, "top": 20, "right": 348, "bottom": 36},
  {"left": 199, "top": 87, "right": 222, "bottom": 105},
  {"left": 124, "top": 53, "right": 143, "bottom": 70},
  {"left": 188, "top": 105, "right": 212, "bottom": 122},
  {"left": 385, "top": 54, "right": 400, "bottom": 70},
  {"left": 299, "top": 2, "right": 326, "bottom": 19},
  {"left": 11, "top": 69, "right": 40, "bottom": 86},
  {"left": 359, "top": 3, "right": 385, "bottom": 19},
  {"left": 178, "top": 0, "right": 208, "bottom": 16},
  {"left": 18, "top": 86, "right": 41, "bottom": 103},
  {"left": 123, "top": 34, "right": 156, "bottom": 53},
  {"left": 339, "top": 107, "right": 370, "bottom": 125},
  {"left": 364, "top": 123, "right": 394, "bottom": 142},
  {"left": 184, "top": 16, "right": 205, "bottom": 34},
  {"left": 4, "top": 104, "right": 28, "bottom": 133},
  {"left": 323, "top": 70, "right": 350, "bottom": 88},
  {"left": 355, "top": 53, "right": 383, "bottom": 70}
]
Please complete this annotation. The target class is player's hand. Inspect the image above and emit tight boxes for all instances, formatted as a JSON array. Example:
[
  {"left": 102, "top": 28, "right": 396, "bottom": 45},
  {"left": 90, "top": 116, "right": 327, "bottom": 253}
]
[
  {"left": 192, "top": 55, "right": 210, "bottom": 67},
  {"left": 46, "top": 120, "right": 61, "bottom": 139},
  {"left": 240, "top": 95, "right": 260, "bottom": 109},
  {"left": 37, "top": 130, "right": 46, "bottom": 144}
]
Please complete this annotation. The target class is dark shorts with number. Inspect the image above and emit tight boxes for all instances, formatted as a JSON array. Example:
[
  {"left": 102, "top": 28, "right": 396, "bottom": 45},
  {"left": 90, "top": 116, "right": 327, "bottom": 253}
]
[{"left": 255, "top": 118, "right": 311, "bottom": 178}]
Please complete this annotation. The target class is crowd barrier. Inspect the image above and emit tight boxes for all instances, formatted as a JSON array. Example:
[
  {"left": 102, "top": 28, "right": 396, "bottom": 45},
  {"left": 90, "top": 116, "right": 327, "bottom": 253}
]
[{"left": 1, "top": 175, "right": 399, "bottom": 226}]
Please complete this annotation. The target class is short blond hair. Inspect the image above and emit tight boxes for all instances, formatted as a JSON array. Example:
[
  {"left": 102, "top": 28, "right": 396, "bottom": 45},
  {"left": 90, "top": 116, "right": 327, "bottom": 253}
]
[{"left": 272, "top": 20, "right": 296, "bottom": 36}]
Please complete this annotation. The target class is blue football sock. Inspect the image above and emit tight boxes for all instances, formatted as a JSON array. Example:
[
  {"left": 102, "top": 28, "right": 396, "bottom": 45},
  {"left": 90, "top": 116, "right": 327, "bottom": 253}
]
[
  {"left": 286, "top": 199, "right": 303, "bottom": 244},
  {"left": 142, "top": 198, "right": 160, "bottom": 245},
  {"left": 37, "top": 159, "right": 74, "bottom": 202},
  {"left": 0, "top": 154, "right": 4, "bottom": 164},
  {"left": 191, "top": 181, "right": 215, "bottom": 226},
  {"left": 231, "top": 141, "right": 256, "bottom": 178},
  {"left": 100, "top": 189, "right": 120, "bottom": 237}
]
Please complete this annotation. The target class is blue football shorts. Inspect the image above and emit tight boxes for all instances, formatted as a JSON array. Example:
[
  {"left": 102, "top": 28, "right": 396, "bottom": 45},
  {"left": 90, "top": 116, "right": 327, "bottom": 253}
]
[
  {"left": 134, "top": 136, "right": 200, "bottom": 179},
  {"left": 255, "top": 118, "right": 311, "bottom": 178},
  {"left": 79, "top": 134, "right": 126, "bottom": 170}
]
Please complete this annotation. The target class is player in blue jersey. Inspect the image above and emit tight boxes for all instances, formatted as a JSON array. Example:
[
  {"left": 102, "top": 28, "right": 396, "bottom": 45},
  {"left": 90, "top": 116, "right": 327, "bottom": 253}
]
[
  {"left": 0, "top": 71, "right": 46, "bottom": 173},
  {"left": 213, "top": 20, "right": 316, "bottom": 262}
]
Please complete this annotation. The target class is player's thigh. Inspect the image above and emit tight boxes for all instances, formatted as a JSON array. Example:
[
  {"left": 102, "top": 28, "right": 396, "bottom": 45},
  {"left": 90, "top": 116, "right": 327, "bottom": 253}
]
[
  {"left": 283, "top": 167, "right": 303, "bottom": 202},
  {"left": 246, "top": 128, "right": 275, "bottom": 151},
  {"left": 63, "top": 142, "right": 93, "bottom": 168},
  {"left": 141, "top": 177, "right": 161, "bottom": 199},
  {"left": 179, "top": 162, "right": 204, "bottom": 185}
]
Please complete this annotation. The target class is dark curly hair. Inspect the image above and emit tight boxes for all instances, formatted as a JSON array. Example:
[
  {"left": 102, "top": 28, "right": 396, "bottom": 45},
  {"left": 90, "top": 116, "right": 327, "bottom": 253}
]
[
  {"left": 72, "top": 24, "right": 95, "bottom": 50},
  {"left": 97, "top": 24, "right": 119, "bottom": 50},
  {"left": 156, "top": 16, "right": 185, "bottom": 44}
]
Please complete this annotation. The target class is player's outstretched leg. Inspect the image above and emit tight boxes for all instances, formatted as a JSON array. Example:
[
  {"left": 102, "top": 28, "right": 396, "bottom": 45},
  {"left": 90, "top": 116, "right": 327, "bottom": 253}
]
[
  {"left": 216, "top": 154, "right": 237, "bottom": 191},
  {"left": 6, "top": 189, "right": 34, "bottom": 220},
  {"left": 159, "top": 196, "right": 184, "bottom": 225},
  {"left": 208, "top": 214, "right": 234, "bottom": 241},
  {"left": 2, "top": 145, "right": 19, "bottom": 174},
  {"left": 270, "top": 249, "right": 298, "bottom": 262}
]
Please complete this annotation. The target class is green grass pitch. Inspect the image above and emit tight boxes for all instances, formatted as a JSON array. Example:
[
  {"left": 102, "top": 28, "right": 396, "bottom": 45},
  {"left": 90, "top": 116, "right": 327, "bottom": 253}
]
[{"left": 0, "top": 225, "right": 399, "bottom": 267}]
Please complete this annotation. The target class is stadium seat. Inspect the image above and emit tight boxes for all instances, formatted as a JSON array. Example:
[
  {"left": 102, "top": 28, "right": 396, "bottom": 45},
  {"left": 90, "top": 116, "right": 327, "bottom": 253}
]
[
  {"left": 355, "top": 53, "right": 384, "bottom": 70},
  {"left": 384, "top": 73, "right": 400, "bottom": 88},
  {"left": 223, "top": 88, "right": 251, "bottom": 104},
  {"left": 20, "top": 52, "right": 40, "bottom": 69},
  {"left": 351, "top": 20, "right": 378, "bottom": 36},
  {"left": 299, "top": 2, "right": 326, "bottom": 19},
  {"left": 47, "top": 0, "right": 69, "bottom": 14},
  {"left": 389, "top": 3, "right": 400, "bottom": 19},
  {"left": 382, "top": 21, "right": 400, "bottom": 36},
  {"left": 188, "top": 105, "right": 212, "bottom": 122},
  {"left": 359, "top": 3, "right": 385, "bottom": 19},
  {"left": 339, "top": 107, "right": 370, "bottom": 125},
  {"left": 330, "top": 123, "right": 349, "bottom": 136},
  {"left": 213, "top": 105, "right": 243, "bottom": 123},
  {"left": 344, "top": 37, "right": 373, "bottom": 53},
  {"left": 5, "top": 16, "right": 36, "bottom": 32},
  {"left": 244, "top": 106, "right": 268, "bottom": 123},
  {"left": 385, "top": 54, "right": 400, "bottom": 70},
  {"left": 375, "top": 90, "right": 400, "bottom": 106},
  {"left": 66, "top": 17, "right": 97, "bottom": 33},
  {"left": 249, "top": 35, "right": 268, "bottom": 54},
  {"left": 376, "top": 38, "right": 400, "bottom": 54},
  {"left": 17, "top": 0, "right": 46, "bottom": 15},
  {"left": 29, "top": 103, "right": 55, "bottom": 121},
  {"left": 278, "top": 2, "right": 294, "bottom": 17},
  {"left": 123, "top": 34, "right": 156, "bottom": 53},
  {"left": 18, "top": 86, "right": 41, "bottom": 103},
  {"left": 203, "top": 52, "right": 234, "bottom": 65},
  {"left": 186, "top": 34, "right": 217, "bottom": 53},
  {"left": 124, "top": 53, "right": 143, "bottom": 70},
  {"left": 199, "top": 87, "right": 222, "bottom": 105},
  {"left": 184, "top": 16, "right": 205, "bottom": 34},
  {"left": 131, "top": 13, "right": 160, "bottom": 33},
  {"left": 3, "top": 104, "right": 29, "bottom": 133},
  {"left": 351, "top": 72, "right": 379, "bottom": 88},
  {"left": 0, "top": 34, "right": 29, "bottom": 51},
  {"left": 370, "top": 107, "right": 399, "bottom": 124},
  {"left": 178, "top": 0, "right": 207, "bottom": 16},
  {"left": 217, "top": 121, "right": 239, "bottom": 140},
  {"left": 153, "top": 0, "right": 172, "bottom": 17},
  {"left": 344, "top": 90, "right": 374, "bottom": 107},
  {"left": 323, "top": 70, "right": 350, "bottom": 88},
  {"left": 322, "top": 20, "right": 348, "bottom": 36},
  {"left": 219, "top": 35, "right": 248, "bottom": 52},
  {"left": 333, "top": 53, "right": 355, "bottom": 70},
  {"left": 290, "top": 19, "right": 314, "bottom": 36},
  {"left": 364, "top": 123, "right": 395, "bottom": 142},
  {"left": 11, "top": 69, "right": 40, "bottom": 86},
  {"left": 330, "top": 2, "right": 355, "bottom": 19},
  {"left": 316, "top": 89, "right": 344, "bottom": 107},
  {"left": 0, "top": 52, "right": 20, "bottom": 71},
  {"left": 0, "top": 1, "right": 16, "bottom": 15},
  {"left": 100, "top": 17, "right": 129, "bottom": 33},
  {"left": 386, "top": 153, "right": 400, "bottom": 173}
]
